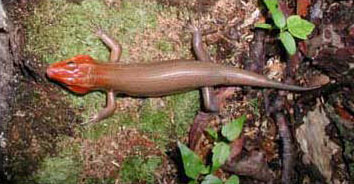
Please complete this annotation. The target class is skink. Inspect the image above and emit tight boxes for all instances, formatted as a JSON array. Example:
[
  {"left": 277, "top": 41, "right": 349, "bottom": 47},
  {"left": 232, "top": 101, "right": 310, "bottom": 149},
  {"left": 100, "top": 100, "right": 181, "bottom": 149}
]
[{"left": 47, "top": 28, "right": 320, "bottom": 123}]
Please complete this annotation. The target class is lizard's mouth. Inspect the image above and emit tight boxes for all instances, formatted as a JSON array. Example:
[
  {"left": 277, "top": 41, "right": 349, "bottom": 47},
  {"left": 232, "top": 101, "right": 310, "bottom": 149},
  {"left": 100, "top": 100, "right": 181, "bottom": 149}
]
[
  {"left": 46, "top": 66, "right": 91, "bottom": 94},
  {"left": 66, "top": 85, "right": 90, "bottom": 94},
  {"left": 46, "top": 65, "right": 71, "bottom": 82},
  {"left": 46, "top": 66, "right": 56, "bottom": 79}
]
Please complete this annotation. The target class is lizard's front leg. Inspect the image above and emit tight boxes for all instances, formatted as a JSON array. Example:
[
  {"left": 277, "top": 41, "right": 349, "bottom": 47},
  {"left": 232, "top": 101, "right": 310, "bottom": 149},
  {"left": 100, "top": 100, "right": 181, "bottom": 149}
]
[
  {"left": 95, "top": 29, "right": 122, "bottom": 63},
  {"left": 86, "top": 90, "right": 117, "bottom": 123},
  {"left": 86, "top": 30, "right": 123, "bottom": 124}
]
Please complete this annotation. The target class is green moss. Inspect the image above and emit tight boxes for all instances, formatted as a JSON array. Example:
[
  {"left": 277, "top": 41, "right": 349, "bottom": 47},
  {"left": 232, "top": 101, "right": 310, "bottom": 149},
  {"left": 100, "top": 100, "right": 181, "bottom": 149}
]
[
  {"left": 25, "top": 0, "right": 159, "bottom": 63},
  {"left": 85, "top": 178, "right": 115, "bottom": 184},
  {"left": 138, "top": 99, "right": 171, "bottom": 147},
  {"left": 80, "top": 112, "right": 134, "bottom": 140},
  {"left": 136, "top": 91, "right": 200, "bottom": 149},
  {"left": 25, "top": 0, "right": 162, "bottom": 124},
  {"left": 80, "top": 92, "right": 200, "bottom": 146},
  {"left": 79, "top": 91, "right": 200, "bottom": 144},
  {"left": 119, "top": 156, "right": 161, "bottom": 184},
  {"left": 166, "top": 91, "right": 200, "bottom": 137},
  {"left": 155, "top": 39, "right": 175, "bottom": 52},
  {"left": 34, "top": 157, "right": 80, "bottom": 184},
  {"left": 32, "top": 136, "right": 82, "bottom": 184}
]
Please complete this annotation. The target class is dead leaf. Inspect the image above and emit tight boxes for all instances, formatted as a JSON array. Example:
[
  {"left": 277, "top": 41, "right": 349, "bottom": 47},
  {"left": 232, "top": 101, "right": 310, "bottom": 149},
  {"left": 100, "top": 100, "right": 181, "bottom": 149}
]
[
  {"left": 297, "top": 0, "right": 311, "bottom": 17},
  {"left": 296, "top": 103, "right": 340, "bottom": 183}
]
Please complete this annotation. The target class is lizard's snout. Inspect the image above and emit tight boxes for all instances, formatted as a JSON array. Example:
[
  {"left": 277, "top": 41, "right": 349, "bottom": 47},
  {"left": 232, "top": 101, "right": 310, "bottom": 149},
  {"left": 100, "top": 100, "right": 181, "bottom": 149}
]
[{"left": 46, "top": 66, "right": 55, "bottom": 79}]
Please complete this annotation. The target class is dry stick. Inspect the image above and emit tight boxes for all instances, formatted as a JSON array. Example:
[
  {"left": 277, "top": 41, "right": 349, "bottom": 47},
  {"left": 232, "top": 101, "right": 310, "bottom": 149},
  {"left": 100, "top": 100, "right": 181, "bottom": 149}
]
[
  {"left": 267, "top": 93, "right": 295, "bottom": 183},
  {"left": 245, "top": 30, "right": 266, "bottom": 73},
  {"left": 276, "top": 2, "right": 306, "bottom": 180},
  {"left": 245, "top": 29, "right": 280, "bottom": 181},
  {"left": 251, "top": 26, "right": 296, "bottom": 182},
  {"left": 276, "top": 113, "right": 294, "bottom": 184},
  {"left": 279, "top": 48, "right": 304, "bottom": 183}
]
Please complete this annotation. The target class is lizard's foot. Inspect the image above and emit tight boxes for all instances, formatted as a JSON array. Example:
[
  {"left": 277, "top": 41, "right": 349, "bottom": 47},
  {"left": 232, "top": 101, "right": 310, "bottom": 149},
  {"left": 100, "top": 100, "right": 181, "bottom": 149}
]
[
  {"left": 80, "top": 114, "right": 100, "bottom": 125},
  {"left": 186, "top": 19, "right": 201, "bottom": 33},
  {"left": 89, "top": 24, "right": 122, "bottom": 63}
]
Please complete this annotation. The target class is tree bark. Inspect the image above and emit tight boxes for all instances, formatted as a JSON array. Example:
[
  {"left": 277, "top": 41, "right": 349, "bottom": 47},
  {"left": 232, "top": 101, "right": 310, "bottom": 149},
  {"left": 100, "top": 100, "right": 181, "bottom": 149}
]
[{"left": 0, "top": 1, "right": 15, "bottom": 182}]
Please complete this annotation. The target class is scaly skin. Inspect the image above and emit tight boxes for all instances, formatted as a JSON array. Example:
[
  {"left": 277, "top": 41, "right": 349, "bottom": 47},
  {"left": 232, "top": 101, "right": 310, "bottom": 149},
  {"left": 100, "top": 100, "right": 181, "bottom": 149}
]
[
  {"left": 47, "top": 57, "right": 319, "bottom": 95},
  {"left": 46, "top": 29, "right": 320, "bottom": 123}
]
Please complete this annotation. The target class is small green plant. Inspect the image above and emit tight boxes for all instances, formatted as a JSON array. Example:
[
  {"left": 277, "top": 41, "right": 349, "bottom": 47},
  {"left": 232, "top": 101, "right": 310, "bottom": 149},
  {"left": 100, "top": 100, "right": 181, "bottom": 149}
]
[
  {"left": 255, "top": 0, "right": 315, "bottom": 55},
  {"left": 178, "top": 115, "right": 247, "bottom": 184},
  {"left": 248, "top": 98, "right": 260, "bottom": 118}
]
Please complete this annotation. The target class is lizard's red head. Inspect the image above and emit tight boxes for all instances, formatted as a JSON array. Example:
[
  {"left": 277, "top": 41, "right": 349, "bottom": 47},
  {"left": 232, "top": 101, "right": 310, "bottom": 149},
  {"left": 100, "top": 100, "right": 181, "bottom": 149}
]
[{"left": 47, "top": 55, "right": 96, "bottom": 94}]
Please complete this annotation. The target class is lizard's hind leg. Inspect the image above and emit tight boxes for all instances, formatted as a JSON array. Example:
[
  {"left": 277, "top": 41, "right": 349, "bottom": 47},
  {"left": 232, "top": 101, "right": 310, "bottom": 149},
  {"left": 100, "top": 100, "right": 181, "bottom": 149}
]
[{"left": 189, "top": 23, "right": 219, "bottom": 112}]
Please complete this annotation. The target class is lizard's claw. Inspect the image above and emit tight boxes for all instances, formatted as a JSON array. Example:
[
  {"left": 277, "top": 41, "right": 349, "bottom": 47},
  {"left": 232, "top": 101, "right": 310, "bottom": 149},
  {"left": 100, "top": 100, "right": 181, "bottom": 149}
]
[
  {"left": 186, "top": 19, "right": 200, "bottom": 33},
  {"left": 88, "top": 21, "right": 105, "bottom": 36},
  {"left": 80, "top": 114, "right": 99, "bottom": 125},
  {"left": 94, "top": 27, "right": 106, "bottom": 38}
]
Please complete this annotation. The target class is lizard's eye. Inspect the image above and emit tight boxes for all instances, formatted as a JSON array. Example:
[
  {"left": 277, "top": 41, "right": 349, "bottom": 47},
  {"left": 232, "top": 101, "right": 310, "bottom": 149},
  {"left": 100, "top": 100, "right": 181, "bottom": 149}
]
[{"left": 67, "top": 61, "right": 77, "bottom": 68}]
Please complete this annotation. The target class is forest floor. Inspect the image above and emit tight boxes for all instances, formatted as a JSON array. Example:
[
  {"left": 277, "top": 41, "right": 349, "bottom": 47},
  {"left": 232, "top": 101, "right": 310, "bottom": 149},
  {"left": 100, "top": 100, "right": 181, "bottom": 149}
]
[{"left": 3, "top": 0, "right": 354, "bottom": 183}]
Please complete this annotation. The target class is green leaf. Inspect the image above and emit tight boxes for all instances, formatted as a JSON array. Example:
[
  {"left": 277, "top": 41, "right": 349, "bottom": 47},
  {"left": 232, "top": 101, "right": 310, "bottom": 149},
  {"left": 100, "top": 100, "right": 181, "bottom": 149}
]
[
  {"left": 279, "top": 31, "right": 296, "bottom": 55},
  {"left": 263, "top": 0, "right": 278, "bottom": 11},
  {"left": 201, "top": 175, "right": 223, "bottom": 184},
  {"left": 255, "top": 23, "right": 273, "bottom": 29},
  {"left": 188, "top": 180, "right": 198, "bottom": 184},
  {"left": 178, "top": 142, "right": 208, "bottom": 179},
  {"left": 211, "top": 142, "right": 230, "bottom": 172},
  {"left": 225, "top": 175, "right": 240, "bottom": 184},
  {"left": 221, "top": 115, "right": 246, "bottom": 142},
  {"left": 206, "top": 128, "right": 218, "bottom": 140},
  {"left": 272, "top": 9, "right": 286, "bottom": 29},
  {"left": 263, "top": 0, "right": 286, "bottom": 28},
  {"left": 287, "top": 15, "right": 315, "bottom": 39}
]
